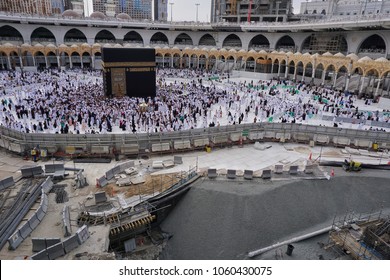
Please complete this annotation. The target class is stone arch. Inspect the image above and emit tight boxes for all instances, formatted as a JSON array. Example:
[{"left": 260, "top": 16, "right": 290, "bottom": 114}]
[
  {"left": 0, "top": 51, "right": 8, "bottom": 69},
  {"left": 199, "top": 34, "right": 216, "bottom": 46},
  {"left": 248, "top": 35, "right": 270, "bottom": 51},
  {"left": 31, "top": 27, "right": 56, "bottom": 45},
  {"left": 34, "top": 51, "right": 46, "bottom": 69},
  {"left": 46, "top": 51, "right": 58, "bottom": 68},
  {"left": 314, "top": 63, "right": 324, "bottom": 79},
  {"left": 162, "top": 52, "right": 171, "bottom": 67},
  {"left": 222, "top": 34, "right": 242, "bottom": 49},
  {"left": 95, "top": 30, "right": 116, "bottom": 44},
  {"left": 364, "top": 68, "right": 380, "bottom": 97},
  {"left": 296, "top": 61, "right": 304, "bottom": 77},
  {"left": 9, "top": 50, "right": 20, "bottom": 69},
  {"left": 199, "top": 54, "right": 207, "bottom": 68},
  {"left": 279, "top": 59, "right": 287, "bottom": 76},
  {"left": 182, "top": 53, "right": 190, "bottom": 68},
  {"left": 173, "top": 53, "right": 181, "bottom": 68},
  {"left": 246, "top": 56, "right": 255, "bottom": 71},
  {"left": 324, "top": 64, "right": 336, "bottom": 86},
  {"left": 288, "top": 60, "right": 295, "bottom": 75},
  {"left": 82, "top": 51, "right": 91, "bottom": 68},
  {"left": 358, "top": 34, "right": 386, "bottom": 56},
  {"left": 21, "top": 50, "right": 34, "bottom": 67},
  {"left": 150, "top": 32, "right": 169, "bottom": 46},
  {"left": 156, "top": 52, "right": 164, "bottom": 67},
  {"left": 0, "top": 25, "right": 24, "bottom": 45},
  {"left": 208, "top": 55, "right": 216, "bottom": 70},
  {"left": 379, "top": 70, "right": 390, "bottom": 97},
  {"left": 236, "top": 56, "right": 244, "bottom": 70},
  {"left": 64, "top": 28, "right": 87, "bottom": 45},
  {"left": 275, "top": 35, "right": 295, "bottom": 52},
  {"left": 190, "top": 54, "right": 198, "bottom": 68},
  {"left": 305, "top": 62, "right": 313, "bottom": 79},
  {"left": 71, "top": 51, "right": 81, "bottom": 68},
  {"left": 123, "top": 31, "right": 143, "bottom": 45},
  {"left": 256, "top": 57, "right": 269, "bottom": 73},
  {"left": 272, "top": 58, "right": 280, "bottom": 74},
  {"left": 59, "top": 51, "right": 70, "bottom": 67},
  {"left": 174, "top": 33, "right": 193, "bottom": 46},
  {"left": 301, "top": 34, "right": 348, "bottom": 55}
]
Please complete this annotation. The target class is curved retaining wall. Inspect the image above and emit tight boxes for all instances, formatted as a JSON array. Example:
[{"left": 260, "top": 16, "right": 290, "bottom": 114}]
[
  {"left": 0, "top": 123, "right": 389, "bottom": 156},
  {"left": 7, "top": 178, "right": 53, "bottom": 250}
]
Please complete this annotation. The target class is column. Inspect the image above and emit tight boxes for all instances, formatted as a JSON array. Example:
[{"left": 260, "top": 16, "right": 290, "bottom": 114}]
[
  {"left": 171, "top": 55, "right": 173, "bottom": 68},
  {"left": 32, "top": 55, "right": 36, "bottom": 67},
  {"left": 345, "top": 74, "right": 350, "bottom": 91},
  {"left": 333, "top": 72, "right": 338, "bottom": 88},
  {"left": 375, "top": 78, "right": 381, "bottom": 96},
  {"left": 301, "top": 67, "right": 305, "bottom": 82},
  {"left": 270, "top": 63, "right": 274, "bottom": 74},
  {"left": 366, "top": 76, "right": 372, "bottom": 94},
  {"left": 285, "top": 60, "right": 289, "bottom": 78},
  {"left": 321, "top": 70, "right": 326, "bottom": 85},
  {"left": 179, "top": 57, "right": 183, "bottom": 68},
  {"left": 357, "top": 75, "right": 362, "bottom": 93},
  {"left": 19, "top": 55, "right": 23, "bottom": 69},
  {"left": 7, "top": 56, "right": 11, "bottom": 70},
  {"left": 293, "top": 66, "right": 297, "bottom": 81},
  {"left": 386, "top": 77, "right": 390, "bottom": 96},
  {"left": 44, "top": 55, "right": 49, "bottom": 68},
  {"left": 91, "top": 55, "right": 95, "bottom": 69},
  {"left": 311, "top": 67, "right": 315, "bottom": 82},
  {"left": 244, "top": 60, "right": 247, "bottom": 71},
  {"left": 277, "top": 63, "right": 281, "bottom": 77},
  {"left": 359, "top": 76, "right": 365, "bottom": 94},
  {"left": 197, "top": 57, "right": 200, "bottom": 69},
  {"left": 69, "top": 55, "right": 73, "bottom": 69},
  {"left": 80, "top": 56, "right": 84, "bottom": 69},
  {"left": 254, "top": 61, "right": 256, "bottom": 72}
]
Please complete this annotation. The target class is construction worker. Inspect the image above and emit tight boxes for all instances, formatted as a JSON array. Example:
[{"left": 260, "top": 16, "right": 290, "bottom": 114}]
[{"left": 31, "top": 147, "right": 37, "bottom": 162}]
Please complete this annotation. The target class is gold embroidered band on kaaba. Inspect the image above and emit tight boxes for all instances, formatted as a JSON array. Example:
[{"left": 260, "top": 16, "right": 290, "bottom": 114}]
[{"left": 102, "top": 62, "right": 156, "bottom": 67}]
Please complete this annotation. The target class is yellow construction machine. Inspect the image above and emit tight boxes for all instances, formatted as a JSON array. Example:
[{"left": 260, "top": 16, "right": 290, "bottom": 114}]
[{"left": 342, "top": 159, "right": 362, "bottom": 172}]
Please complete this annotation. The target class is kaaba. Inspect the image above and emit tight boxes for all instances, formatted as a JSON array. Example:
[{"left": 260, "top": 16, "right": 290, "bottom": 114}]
[{"left": 102, "top": 48, "right": 156, "bottom": 99}]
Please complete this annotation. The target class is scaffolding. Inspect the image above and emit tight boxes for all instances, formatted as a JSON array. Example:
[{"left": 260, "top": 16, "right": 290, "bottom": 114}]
[
  {"left": 228, "top": 0, "right": 237, "bottom": 15},
  {"left": 307, "top": 33, "right": 347, "bottom": 54},
  {"left": 327, "top": 210, "right": 389, "bottom": 260}
]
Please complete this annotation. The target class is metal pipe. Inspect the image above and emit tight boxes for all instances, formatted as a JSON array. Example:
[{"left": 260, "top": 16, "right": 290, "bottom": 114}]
[{"left": 247, "top": 226, "right": 332, "bottom": 258}]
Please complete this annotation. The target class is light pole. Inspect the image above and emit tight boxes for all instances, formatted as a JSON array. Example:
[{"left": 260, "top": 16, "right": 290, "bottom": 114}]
[
  {"left": 195, "top": 3, "right": 200, "bottom": 22},
  {"left": 169, "top": 2, "right": 174, "bottom": 22}
]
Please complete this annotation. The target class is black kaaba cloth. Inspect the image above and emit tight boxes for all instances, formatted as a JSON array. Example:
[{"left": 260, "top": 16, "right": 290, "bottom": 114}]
[{"left": 102, "top": 48, "right": 156, "bottom": 98}]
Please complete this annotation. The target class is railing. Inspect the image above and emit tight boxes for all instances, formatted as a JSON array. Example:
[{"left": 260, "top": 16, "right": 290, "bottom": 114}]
[
  {"left": 2, "top": 11, "right": 390, "bottom": 32},
  {"left": 1, "top": 121, "right": 389, "bottom": 156}
]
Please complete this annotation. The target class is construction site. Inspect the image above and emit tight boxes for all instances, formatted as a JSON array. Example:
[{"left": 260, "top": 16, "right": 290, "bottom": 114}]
[{"left": 0, "top": 135, "right": 389, "bottom": 260}]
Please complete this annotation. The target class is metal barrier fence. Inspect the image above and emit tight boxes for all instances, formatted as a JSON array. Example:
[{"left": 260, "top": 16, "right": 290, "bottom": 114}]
[{"left": 1, "top": 122, "right": 389, "bottom": 157}]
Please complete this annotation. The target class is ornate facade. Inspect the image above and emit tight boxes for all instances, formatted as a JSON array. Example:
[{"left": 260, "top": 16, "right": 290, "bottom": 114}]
[{"left": 1, "top": 15, "right": 390, "bottom": 97}]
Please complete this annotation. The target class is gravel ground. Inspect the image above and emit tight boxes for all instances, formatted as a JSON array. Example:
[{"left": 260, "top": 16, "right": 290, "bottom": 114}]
[{"left": 160, "top": 173, "right": 390, "bottom": 260}]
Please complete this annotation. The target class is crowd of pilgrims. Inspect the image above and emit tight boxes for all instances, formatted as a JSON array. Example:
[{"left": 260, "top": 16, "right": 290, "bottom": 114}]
[{"left": 0, "top": 67, "right": 388, "bottom": 135}]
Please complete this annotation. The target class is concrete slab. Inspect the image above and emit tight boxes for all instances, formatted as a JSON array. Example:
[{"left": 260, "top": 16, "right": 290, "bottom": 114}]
[
  {"left": 63, "top": 235, "right": 79, "bottom": 254},
  {"left": 76, "top": 225, "right": 90, "bottom": 244},
  {"left": 31, "top": 249, "right": 49, "bottom": 260},
  {"left": 47, "top": 242, "right": 65, "bottom": 260},
  {"left": 130, "top": 176, "right": 146, "bottom": 185},
  {"left": 32, "top": 238, "right": 47, "bottom": 252}
]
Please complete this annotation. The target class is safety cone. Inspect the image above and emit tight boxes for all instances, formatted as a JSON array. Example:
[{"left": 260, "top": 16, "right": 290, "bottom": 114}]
[
  {"left": 309, "top": 152, "right": 312, "bottom": 160},
  {"left": 331, "top": 168, "right": 335, "bottom": 177}
]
